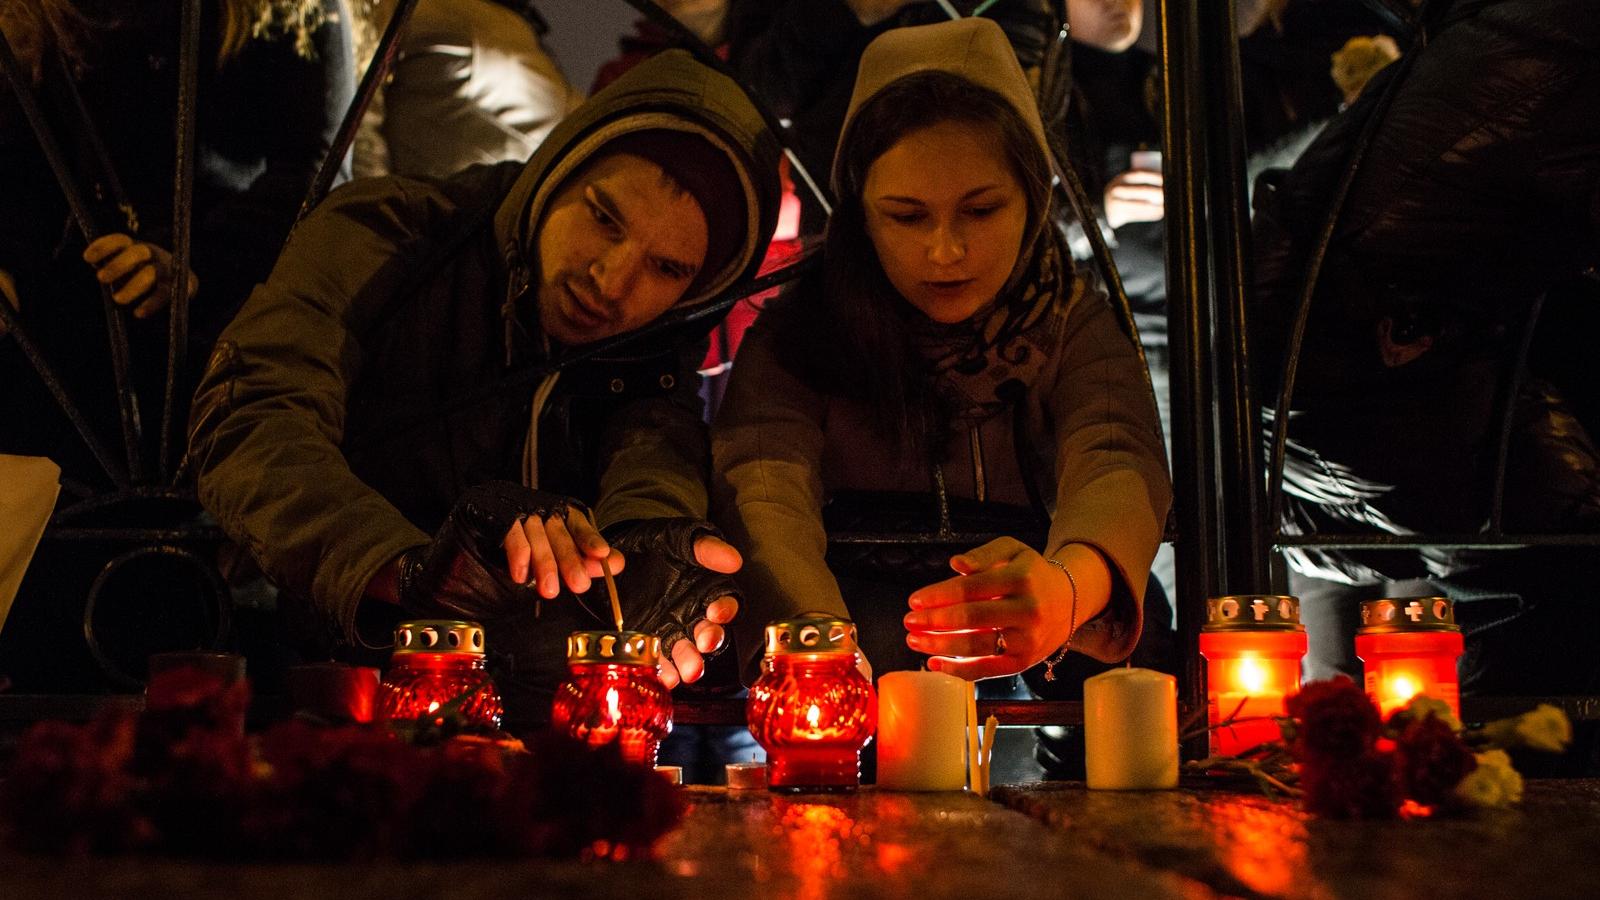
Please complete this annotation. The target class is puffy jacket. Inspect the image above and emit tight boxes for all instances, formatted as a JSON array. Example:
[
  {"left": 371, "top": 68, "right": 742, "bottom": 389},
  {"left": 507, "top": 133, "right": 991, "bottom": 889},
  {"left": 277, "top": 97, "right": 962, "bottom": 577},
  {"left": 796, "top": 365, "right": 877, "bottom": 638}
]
[
  {"left": 1251, "top": 0, "right": 1600, "bottom": 582},
  {"left": 188, "top": 50, "right": 781, "bottom": 647}
]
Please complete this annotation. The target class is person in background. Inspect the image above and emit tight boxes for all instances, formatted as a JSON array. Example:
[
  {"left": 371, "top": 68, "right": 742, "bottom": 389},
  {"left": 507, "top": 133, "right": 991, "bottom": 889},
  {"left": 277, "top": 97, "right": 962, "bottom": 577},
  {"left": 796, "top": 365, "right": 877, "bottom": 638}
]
[
  {"left": 1250, "top": 0, "right": 1600, "bottom": 703},
  {"left": 349, "top": 0, "right": 582, "bottom": 180},
  {"left": 188, "top": 51, "right": 782, "bottom": 733},
  {"left": 1, "top": 0, "right": 354, "bottom": 471},
  {"left": 713, "top": 18, "right": 1171, "bottom": 776},
  {"left": 0, "top": 0, "right": 353, "bottom": 690}
]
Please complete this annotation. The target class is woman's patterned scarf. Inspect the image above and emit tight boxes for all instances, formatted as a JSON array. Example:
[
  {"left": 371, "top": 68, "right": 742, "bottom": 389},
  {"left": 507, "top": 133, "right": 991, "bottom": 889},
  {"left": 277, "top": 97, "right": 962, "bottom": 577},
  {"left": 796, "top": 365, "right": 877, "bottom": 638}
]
[{"left": 905, "top": 232, "right": 1078, "bottom": 426}]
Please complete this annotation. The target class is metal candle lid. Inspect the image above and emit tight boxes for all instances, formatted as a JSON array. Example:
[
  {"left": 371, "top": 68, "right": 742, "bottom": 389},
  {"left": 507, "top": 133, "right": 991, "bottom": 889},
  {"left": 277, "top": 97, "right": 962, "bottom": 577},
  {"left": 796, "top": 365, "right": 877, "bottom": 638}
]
[
  {"left": 394, "top": 620, "right": 486, "bottom": 655},
  {"left": 567, "top": 630, "right": 660, "bottom": 667},
  {"left": 1202, "top": 595, "right": 1304, "bottom": 632},
  {"left": 763, "top": 614, "right": 860, "bottom": 656},
  {"left": 1359, "top": 597, "right": 1460, "bottom": 634}
]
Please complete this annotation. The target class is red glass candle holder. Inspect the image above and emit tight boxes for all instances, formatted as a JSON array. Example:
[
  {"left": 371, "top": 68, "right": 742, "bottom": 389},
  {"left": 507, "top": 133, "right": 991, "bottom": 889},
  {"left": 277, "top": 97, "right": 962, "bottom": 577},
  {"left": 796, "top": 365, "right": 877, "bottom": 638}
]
[
  {"left": 1199, "top": 595, "right": 1307, "bottom": 756},
  {"left": 550, "top": 631, "right": 672, "bottom": 766},
  {"left": 1356, "top": 597, "right": 1463, "bottom": 719},
  {"left": 747, "top": 615, "right": 877, "bottom": 792},
  {"left": 378, "top": 620, "right": 503, "bottom": 731}
]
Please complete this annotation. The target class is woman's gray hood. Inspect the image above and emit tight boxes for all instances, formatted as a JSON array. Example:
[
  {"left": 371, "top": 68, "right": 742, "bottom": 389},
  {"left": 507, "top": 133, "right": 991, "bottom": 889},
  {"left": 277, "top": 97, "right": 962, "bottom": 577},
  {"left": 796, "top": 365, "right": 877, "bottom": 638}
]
[
  {"left": 835, "top": 17, "right": 1051, "bottom": 193},
  {"left": 493, "top": 49, "right": 782, "bottom": 314}
]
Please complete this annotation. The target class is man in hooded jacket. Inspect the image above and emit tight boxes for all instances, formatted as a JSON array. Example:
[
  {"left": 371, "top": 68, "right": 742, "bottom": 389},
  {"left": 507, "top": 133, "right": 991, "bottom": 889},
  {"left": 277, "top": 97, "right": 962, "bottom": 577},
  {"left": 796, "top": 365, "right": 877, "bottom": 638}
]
[{"left": 187, "top": 50, "right": 781, "bottom": 730}]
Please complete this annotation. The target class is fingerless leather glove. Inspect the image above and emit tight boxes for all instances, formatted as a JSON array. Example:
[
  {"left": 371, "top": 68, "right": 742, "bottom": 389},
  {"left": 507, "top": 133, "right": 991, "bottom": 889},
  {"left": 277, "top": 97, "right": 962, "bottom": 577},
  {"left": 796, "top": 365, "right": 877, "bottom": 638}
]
[
  {"left": 598, "top": 517, "right": 740, "bottom": 654},
  {"left": 396, "top": 481, "right": 583, "bottom": 621}
]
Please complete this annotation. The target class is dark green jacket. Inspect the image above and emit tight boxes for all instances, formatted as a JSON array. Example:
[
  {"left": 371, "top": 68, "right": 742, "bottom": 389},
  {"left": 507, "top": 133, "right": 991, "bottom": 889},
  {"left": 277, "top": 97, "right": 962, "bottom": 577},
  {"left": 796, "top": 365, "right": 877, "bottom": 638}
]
[{"left": 188, "top": 51, "right": 780, "bottom": 648}]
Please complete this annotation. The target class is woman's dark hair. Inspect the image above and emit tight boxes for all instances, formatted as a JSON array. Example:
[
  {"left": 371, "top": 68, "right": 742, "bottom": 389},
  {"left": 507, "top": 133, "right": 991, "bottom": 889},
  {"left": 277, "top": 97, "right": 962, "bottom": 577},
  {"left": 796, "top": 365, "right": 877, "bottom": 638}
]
[{"left": 771, "top": 70, "right": 1053, "bottom": 459}]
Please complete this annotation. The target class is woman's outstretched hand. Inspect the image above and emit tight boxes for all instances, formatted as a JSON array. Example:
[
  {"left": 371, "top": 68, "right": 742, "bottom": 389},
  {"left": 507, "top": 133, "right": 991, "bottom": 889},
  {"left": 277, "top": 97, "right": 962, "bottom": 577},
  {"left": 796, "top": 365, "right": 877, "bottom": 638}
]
[{"left": 902, "top": 538, "right": 1110, "bottom": 680}]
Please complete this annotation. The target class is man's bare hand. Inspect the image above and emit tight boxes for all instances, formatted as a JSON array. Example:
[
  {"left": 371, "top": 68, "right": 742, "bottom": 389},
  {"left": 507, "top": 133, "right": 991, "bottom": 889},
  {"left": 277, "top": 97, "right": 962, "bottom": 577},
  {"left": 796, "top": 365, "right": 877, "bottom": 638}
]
[{"left": 502, "top": 511, "right": 624, "bottom": 599}]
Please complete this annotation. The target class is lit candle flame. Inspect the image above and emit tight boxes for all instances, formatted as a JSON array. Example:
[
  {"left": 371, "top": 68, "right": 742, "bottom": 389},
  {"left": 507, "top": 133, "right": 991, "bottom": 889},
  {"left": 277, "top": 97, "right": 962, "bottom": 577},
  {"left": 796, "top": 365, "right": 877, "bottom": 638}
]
[
  {"left": 806, "top": 703, "right": 821, "bottom": 730},
  {"left": 606, "top": 687, "right": 621, "bottom": 724},
  {"left": 427, "top": 700, "right": 441, "bottom": 713},
  {"left": 1237, "top": 657, "right": 1269, "bottom": 694},
  {"left": 1388, "top": 674, "right": 1420, "bottom": 704}
]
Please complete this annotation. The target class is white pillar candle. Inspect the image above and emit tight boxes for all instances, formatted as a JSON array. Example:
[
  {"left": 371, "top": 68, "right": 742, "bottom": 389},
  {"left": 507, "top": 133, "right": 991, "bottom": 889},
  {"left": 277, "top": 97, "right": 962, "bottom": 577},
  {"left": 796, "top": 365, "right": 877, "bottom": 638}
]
[
  {"left": 875, "top": 670, "right": 968, "bottom": 791},
  {"left": 1083, "top": 667, "right": 1179, "bottom": 790}
]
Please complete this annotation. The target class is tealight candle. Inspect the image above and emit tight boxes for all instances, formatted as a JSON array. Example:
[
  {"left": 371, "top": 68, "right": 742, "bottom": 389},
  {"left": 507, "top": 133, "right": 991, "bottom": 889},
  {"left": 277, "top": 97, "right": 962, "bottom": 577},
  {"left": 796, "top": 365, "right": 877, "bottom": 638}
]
[
  {"left": 654, "top": 765, "right": 684, "bottom": 785},
  {"left": 725, "top": 761, "right": 768, "bottom": 790},
  {"left": 550, "top": 631, "right": 673, "bottom": 766},
  {"left": 1083, "top": 668, "right": 1178, "bottom": 790},
  {"left": 1356, "top": 597, "right": 1463, "bottom": 718},
  {"left": 1198, "top": 595, "right": 1307, "bottom": 755},
  {"left": 876, "top": 670, "right": 967, "bottom": 791},
  {"left": 379, "top": 621, "right": 503, "bottom": 731},
  {"left": 746, "top": 615, "right": 876, "bottom": 792}
]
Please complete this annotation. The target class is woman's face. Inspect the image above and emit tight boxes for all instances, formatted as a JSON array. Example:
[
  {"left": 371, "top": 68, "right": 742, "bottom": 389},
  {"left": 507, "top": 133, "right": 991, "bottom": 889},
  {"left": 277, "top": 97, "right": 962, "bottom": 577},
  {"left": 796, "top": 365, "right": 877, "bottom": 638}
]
[{"left": 863, "top": 120, "right": 1029, "bottom": 324}]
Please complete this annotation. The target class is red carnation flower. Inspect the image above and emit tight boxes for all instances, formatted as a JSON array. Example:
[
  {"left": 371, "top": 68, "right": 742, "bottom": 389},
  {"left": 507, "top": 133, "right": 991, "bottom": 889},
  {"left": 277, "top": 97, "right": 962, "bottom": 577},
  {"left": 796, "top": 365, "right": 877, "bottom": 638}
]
[
  {"left": 1286, "top": 677, "right": 1382, "bottom": 761},
  {"left": 1394, "top": 714, "right": 1477, "bottom": 808},
  {"left": 1300, "top": 750, "right": 1403, "bottom": 819}
]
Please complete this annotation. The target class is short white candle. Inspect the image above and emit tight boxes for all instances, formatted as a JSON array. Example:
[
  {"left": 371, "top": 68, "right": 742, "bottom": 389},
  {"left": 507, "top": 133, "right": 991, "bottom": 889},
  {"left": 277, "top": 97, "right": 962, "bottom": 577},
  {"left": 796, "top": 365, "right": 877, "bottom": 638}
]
[
  {"left": 725, "top": 761, "right": 767, "bottom": 790},
  {"left": 876, "top": 670, "right": 968, "bottom": 791},
  {"left": 1083, "top": 667, "right": 1178, "bottom": 790}
]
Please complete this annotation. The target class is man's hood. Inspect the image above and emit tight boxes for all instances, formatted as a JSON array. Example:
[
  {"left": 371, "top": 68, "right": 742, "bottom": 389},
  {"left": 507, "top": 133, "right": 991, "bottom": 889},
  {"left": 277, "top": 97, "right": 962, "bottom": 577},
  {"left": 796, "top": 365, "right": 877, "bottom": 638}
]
[
  {"left": 834, "top": 17, "right": 1051, "bottom": 194},
  {"left": 494, "top": 49, "right": 781, "bottom": 319}
]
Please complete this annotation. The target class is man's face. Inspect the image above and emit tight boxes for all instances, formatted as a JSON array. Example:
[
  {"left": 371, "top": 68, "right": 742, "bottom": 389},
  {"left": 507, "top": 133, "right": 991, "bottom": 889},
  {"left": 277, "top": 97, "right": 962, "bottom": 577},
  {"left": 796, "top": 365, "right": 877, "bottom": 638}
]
[
  {"left": 1066, "top": 0, "right": 1143, "bottom": 52},
  {"left": 533, "top": 153, "right": 709, "bottom": 346}
]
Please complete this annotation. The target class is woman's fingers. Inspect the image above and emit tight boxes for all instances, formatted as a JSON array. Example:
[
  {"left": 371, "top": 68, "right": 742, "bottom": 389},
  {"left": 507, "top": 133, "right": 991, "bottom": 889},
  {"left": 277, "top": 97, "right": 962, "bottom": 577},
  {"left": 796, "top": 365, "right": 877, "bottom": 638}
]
[
  {"left": 904, "top": 597, "right": 1024, "bottom": 632},
  {"left": 906, "top": 628, "right": 1007, "bottom": 659},
  {"left": 927, "top": 654, "right": 1015, "bottom": 681}
]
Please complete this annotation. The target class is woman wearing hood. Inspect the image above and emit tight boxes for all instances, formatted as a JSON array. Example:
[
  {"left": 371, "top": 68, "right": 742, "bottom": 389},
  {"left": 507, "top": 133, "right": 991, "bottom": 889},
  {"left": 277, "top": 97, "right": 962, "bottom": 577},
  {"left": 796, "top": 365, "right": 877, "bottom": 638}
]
[{"left": 713, "top": 18, "right": 1171, "bottom": 692}]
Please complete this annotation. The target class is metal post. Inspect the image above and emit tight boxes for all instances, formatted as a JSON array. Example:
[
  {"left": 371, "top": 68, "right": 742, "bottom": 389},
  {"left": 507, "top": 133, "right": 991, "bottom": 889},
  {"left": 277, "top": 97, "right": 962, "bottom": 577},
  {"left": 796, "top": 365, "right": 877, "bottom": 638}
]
[
  {"left": 1157, "top": 0, "right": 1216, "bottom": 754},
  {"left": 1199, "top": 0, "right": 1269, "bottom": 592},
  {"left": 294, "top": 0, "right": 425, "bottom": 224},
  {"left": 160, "top": 0, "right": 201, "bottom": 482}
]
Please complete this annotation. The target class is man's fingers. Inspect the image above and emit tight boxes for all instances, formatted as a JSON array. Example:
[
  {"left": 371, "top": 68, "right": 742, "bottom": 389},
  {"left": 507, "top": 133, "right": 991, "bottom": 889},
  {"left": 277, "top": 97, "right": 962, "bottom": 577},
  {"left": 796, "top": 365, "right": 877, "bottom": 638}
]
[
  {"left": 82, "top": 233, "right": 134, "bottom": 265},
  {"left": 692, "top": 535, "right": 742, "bottom": 574},
  {"left": 502, "top": 520, "right": 533, "bottom": 584},
  {"left": 543, "top": 517, "right": 592, "bottom": 595},
  {"left": 704, "top": 595, "right": 739, "bottom": 625},
  {"left": 133, "top": 292, "right": 169, "bottom": 319},
  {"left": 95, "top": 243, "right": 155, "bottom": 285},
  {"left": 657, "top": 654, "right": 681, "bottom": 690},
  {"left": 906, "top": 629, "right": 1007, "bottom": 659},
  {"left": 522, "top": 516, "right": 560, "bottom": 598},
  {"left": 671, "top": 639, "right": 704, "bottom": 683},
  {"left": 904, "top": 598, "right": 1019, "bottom": 633},
  {"left": 583, "top": 548, "right": 627, "bottom": 578},
  {"left": 567, "top": 510, "right": 613, "bottom": 560},
  {"left": 693, "top": 619, "right": 725, "bottom": 654},
  {"left": 111, "top": 265, "right": 157, "bottom": 304}
]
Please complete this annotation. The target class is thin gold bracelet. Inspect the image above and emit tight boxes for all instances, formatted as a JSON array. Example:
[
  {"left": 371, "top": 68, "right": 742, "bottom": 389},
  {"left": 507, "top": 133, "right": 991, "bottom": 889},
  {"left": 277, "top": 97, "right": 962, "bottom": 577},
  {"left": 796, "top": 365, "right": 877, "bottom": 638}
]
[{"left": 1041, "top": 555, "right": 1078, "bottom": 682}]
